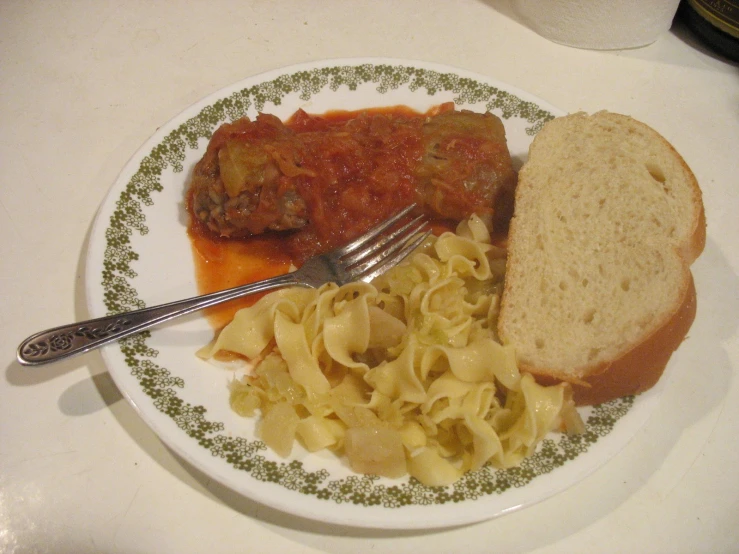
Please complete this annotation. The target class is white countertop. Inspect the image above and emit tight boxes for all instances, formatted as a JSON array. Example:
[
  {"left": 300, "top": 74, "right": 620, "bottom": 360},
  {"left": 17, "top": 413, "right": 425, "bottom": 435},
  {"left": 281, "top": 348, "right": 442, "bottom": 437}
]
[{"left": 2, "top": 2, "right": 738, "bottom": 552}]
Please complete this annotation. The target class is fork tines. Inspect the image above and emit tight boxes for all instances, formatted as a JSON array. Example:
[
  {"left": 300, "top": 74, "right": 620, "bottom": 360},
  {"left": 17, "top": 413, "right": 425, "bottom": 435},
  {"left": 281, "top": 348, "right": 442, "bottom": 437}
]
[{"left": 338, "top": 204, "right": 430, "bottom": 283}]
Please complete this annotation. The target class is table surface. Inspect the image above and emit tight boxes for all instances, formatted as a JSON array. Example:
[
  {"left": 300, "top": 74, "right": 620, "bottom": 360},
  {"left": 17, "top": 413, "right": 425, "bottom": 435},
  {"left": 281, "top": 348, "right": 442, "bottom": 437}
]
[{"left": 2, "top": 2, "right": 738, "bottom": 553}]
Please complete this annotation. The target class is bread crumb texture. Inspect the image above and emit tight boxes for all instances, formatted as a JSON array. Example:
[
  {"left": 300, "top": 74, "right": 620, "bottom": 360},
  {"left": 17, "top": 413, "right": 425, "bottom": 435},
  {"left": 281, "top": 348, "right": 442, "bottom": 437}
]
[{"left": 499, "top": 111, "right": 704, "bottom": 393}]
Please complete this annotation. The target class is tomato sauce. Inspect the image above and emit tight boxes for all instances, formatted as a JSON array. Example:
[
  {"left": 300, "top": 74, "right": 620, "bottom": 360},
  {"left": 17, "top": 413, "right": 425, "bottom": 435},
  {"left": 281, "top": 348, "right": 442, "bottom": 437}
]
[{"left": 188, "top": 105, "right": 452, "bottom": 329}]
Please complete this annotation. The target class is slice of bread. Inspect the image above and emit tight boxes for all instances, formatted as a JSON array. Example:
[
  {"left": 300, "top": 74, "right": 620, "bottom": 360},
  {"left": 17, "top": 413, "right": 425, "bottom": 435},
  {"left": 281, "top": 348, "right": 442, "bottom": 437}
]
[{"left": 497, "top": 111, "right": 705, "bottom": 405}]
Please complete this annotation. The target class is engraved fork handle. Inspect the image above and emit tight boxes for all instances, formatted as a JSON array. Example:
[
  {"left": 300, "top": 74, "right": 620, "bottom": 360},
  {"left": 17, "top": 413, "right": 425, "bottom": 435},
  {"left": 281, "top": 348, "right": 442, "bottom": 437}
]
[{"left": 16, "top": 272, "right": 300, "bottom": 366}]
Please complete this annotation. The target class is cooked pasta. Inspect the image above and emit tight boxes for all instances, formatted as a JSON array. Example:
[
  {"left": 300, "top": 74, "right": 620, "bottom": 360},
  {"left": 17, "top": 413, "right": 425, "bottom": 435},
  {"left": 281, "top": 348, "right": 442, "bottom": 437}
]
[{"left": 199, "top": 215, "right": 584, "bottom": 486}]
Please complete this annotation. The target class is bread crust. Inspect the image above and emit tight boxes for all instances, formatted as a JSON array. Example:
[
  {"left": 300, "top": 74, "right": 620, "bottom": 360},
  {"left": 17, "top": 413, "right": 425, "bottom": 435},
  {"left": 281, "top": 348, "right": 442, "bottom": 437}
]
[
  {"left": 528, "top": 273, "right": 697, "bottom": 405},
  {"left": 686, "top": 201, "right": 707, "bottom": 265}
]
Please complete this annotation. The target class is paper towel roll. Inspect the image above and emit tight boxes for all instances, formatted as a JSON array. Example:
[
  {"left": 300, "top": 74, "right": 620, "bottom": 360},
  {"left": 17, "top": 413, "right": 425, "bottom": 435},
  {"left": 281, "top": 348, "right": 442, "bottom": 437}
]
[{"left": 511, "top": 0, "right": 681, "bottom": 50}]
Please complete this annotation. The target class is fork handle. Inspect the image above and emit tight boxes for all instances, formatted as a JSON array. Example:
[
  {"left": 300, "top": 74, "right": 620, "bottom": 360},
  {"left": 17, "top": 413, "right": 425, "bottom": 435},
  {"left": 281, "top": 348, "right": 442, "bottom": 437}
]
[{"left": 16, "top": 272, "right": 301, "bottom": 367}]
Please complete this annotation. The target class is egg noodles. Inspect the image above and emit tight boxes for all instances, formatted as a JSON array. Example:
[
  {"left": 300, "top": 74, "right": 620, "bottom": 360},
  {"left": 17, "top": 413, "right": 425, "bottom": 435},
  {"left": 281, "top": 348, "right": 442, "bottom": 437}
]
[{"left": 198, "top": 215, "right": 583, "bottom": 486}]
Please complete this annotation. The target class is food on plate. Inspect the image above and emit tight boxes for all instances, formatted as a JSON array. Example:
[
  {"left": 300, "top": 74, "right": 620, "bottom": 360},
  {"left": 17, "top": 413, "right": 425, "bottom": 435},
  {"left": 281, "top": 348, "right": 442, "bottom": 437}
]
[
  {"left": 190, "top": 105, "right": 704, "bottom": 484},
  {"left": 497, "top": 111, "right": 705, "bottom": 406},
  {"left": 198, "top": 216, "right": 584, "bottom": 486},
  {"left": 188, "top": 105, "right": 517, "bottom": 263}
]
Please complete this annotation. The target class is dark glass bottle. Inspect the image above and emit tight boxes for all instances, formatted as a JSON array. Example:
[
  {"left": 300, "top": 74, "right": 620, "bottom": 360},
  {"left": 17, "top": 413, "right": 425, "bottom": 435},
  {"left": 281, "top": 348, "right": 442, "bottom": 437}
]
[{"left": 679, "top": 0, "right": 739, "bottom": 62}]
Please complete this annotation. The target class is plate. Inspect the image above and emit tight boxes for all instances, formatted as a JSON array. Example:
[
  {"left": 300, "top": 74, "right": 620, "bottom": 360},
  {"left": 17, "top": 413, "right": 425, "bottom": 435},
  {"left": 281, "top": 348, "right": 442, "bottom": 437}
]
[{"left": 85, "top": 58, "right": 666, "bottom": 529}]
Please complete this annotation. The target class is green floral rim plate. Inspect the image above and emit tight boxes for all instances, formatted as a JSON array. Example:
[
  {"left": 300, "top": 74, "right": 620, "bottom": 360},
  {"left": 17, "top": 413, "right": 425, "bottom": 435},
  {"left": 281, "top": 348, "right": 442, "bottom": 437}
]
[{"left": 85, "top": 58, "right": 666, "bottom": 529}]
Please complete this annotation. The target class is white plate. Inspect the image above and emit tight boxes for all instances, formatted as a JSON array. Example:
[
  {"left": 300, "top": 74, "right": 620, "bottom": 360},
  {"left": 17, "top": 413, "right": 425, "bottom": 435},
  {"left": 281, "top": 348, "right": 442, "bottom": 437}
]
[{"left": 85, "top": 58, "right": 667, "bottom": 529}]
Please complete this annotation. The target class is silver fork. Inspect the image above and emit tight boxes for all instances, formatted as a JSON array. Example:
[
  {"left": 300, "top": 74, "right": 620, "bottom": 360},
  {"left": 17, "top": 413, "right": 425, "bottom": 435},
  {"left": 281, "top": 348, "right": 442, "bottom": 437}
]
[{"left": 17, "top": 204, "right": 429, "bottom": 367}]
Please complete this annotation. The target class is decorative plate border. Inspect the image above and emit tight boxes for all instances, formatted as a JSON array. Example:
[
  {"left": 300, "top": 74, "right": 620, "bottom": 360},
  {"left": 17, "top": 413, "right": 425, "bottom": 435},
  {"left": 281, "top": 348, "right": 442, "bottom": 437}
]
[{"left": 96, "top": 60, "right": 635, "bottom": 520}]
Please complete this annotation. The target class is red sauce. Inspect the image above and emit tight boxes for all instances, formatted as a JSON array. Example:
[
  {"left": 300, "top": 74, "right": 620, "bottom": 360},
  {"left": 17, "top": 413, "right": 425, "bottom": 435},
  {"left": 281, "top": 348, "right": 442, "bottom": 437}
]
[
  {"left": 279, "top": 106, "right": 437, "bottom": 260},
  {"left": 188, "top": 105, "right": 462, "bottom": 329},
  {"left": 188, "top": 227, "right": 293, "bottom": 330}
]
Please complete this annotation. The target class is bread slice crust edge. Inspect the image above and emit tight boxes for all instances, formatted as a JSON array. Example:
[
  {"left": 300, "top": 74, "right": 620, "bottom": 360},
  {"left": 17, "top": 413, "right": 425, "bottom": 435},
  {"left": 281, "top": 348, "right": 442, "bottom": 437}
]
[{"left": 527, "top": 273, "right": 697, "bottom": 405}]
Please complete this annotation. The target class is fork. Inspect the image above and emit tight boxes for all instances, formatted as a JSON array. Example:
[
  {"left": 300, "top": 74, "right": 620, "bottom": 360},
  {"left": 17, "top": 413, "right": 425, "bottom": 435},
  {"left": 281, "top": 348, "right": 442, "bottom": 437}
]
[{"left": 17, "top": 204, "right": 429, "bottom": 367}]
